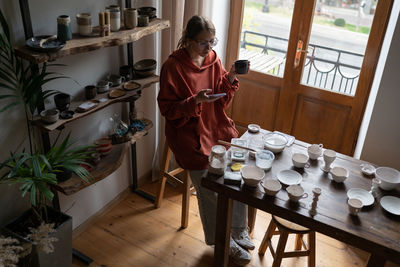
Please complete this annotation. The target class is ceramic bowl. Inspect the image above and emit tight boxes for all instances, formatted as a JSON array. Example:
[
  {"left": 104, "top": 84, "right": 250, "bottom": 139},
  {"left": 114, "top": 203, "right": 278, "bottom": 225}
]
[
  {"left": 241, "top": 165, "right": 265, "bottom": 187},
  {"left": 262, "top": 179, "right": 281, "bottom": 196},
  {"left": 40, "top": 109, "right": 59, "bottom": 124},
  {"left": 330, "top": 166, "right": 348, "bottom": 183},
  {"left": 375, "top": 167, "right": 400, "bottom": 190},
  {"left": 263, "top": 132, "right": 288, "bottom": 153}
]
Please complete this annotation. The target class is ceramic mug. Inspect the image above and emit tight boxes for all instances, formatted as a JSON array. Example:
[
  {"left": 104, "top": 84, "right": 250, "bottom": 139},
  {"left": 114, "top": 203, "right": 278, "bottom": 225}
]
[
  {"left": 96, "top": 81, "right": 112, "bottom": 93},
  {"left": 76, "top": 13, "right": 92, "bottom": 36},
  {"left": 348, "top": 198, "right": 362, "bottom": 215},
  {"left": 308, "top": 144, "right": 323, "bottom": 160},
  {"left": 138, "top": 15, "right": 149, "bottom": 27},
  {"left": 85, "top": 85, "right": 97, "bottom": 100},
  {"left": 235, "top": 60, "right": 249, "bottom": 74},
  {"left": 57, "top": 15, "right": 72, "bottom": 42},
  {"left": 119, "top": 65, "right": 133, "bottom": 80},
  {"left": 124, "top": 8, "right": 137, "bottom": 29},
  {"left": 109, "top": 75, "right": 125, "bottom": 86},
  {"left": 106, "top": 5, "right": 121, "bottom": 31},
  {"left": 292, "top": 153, "right": 310, "bottom": 168},
  {"left": 54, "top": 93, "right": 70, "bottom": 111},
  {"left": 286, "top": 185, "right": 308, "bottom": 202}
]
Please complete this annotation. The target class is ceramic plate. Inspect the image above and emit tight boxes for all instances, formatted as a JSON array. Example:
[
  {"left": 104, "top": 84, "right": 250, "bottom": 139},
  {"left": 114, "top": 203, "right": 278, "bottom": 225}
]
[
  {"left": 277, "top": 170, "right": 302, "bottom": 185},
  {"left": 26, "top": 35, "right": 65, "bottom": 52},
  {"left": 380, "top": 196, "right": 400, "bottom": 215},
  {"left": 347, "top": 188, "right": 374, "bottom": 206}
]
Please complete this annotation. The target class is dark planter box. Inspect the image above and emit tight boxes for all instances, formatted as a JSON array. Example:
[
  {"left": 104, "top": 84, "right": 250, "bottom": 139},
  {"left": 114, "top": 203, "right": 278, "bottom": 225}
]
[{"left": 4, "top": 207, "right": 72, "bottom": 267}]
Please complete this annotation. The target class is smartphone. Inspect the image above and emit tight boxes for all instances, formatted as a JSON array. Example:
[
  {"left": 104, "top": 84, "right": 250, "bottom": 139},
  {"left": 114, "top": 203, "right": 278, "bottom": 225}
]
[{"left": 207, "top": 93, "right": 227, "bottom": 98}]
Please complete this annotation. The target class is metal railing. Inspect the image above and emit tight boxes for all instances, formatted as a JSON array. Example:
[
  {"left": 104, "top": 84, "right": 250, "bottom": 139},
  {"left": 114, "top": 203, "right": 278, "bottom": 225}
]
[{"left": 241, "top": 31, "right": 364, "bottom": 95}]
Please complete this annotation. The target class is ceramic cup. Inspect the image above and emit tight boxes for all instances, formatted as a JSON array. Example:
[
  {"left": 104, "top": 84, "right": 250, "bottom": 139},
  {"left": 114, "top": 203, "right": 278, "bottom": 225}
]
[
  {"left": 308, "top": 144, "right": 323, "bottom": 160},
  {"left": 348, "top": 198, "right": 363, "bottom": 215},
  {"left": 124, "top": 8, "right": 137, "bottom": 29},
  {"left": 109, "top": 74, "right": 125, "bottom": 86},
  {"left": 235, "top": 60, "right": 249, "bottom": 74},
  {"left": 57, "top": 15, "right": 72, "bottom": 42},
  {"left": 119, "top": 65, "right": 133, "bottom": 81},
  {"left": 54, "top": 93, "right": 70, "bottom": 111},
  {"left": 323, "top": 149, "right": 336, "bottom": 169},
  {"left": 96, "top": 81, "right": 113, "bottom": 93},
  {"left": 107, "top": 5, "right": 121, "bottom": 31},
  {"left": 76, "top": 13, "right": 92, "bottom": 36},
  {"left": 330, "top": 166, "right": 348, "bottom": 183},
  {"left": 138, "top": 15, "right": 149, "bottom": 27},
  {"left": 286, "top": 185, "right": 308, "bottom": 202},
  {"left": 292, "top": 153, "right": 310, "bottom": 168},
  {"left": 85, "top": 85, "right": 97, "bottom": 100}
]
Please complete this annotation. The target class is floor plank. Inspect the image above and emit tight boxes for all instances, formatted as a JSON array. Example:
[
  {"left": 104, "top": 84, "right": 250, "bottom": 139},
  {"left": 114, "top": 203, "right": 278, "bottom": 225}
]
[{"left": 72, "top": 182, "right": 400, "bottom": 267}]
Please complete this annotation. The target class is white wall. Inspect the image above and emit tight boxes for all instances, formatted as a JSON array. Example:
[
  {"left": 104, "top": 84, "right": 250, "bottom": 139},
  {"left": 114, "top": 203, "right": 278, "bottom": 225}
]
[
  {"left": 0, "top": 0, "right": 158, "bottom": 229},
  {"left": 359, "top": 4, "right": 400, "bottom": 170}
]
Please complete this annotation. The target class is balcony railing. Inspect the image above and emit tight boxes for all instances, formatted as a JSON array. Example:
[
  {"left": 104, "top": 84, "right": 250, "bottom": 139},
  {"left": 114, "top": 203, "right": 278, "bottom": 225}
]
[{"left": 240, "top": 31, "right": 364, "bottom": 96}]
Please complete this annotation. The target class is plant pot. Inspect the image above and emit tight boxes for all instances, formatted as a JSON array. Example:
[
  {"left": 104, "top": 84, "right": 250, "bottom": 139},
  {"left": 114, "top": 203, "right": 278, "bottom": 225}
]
[
  {"left": 55, "top": 167, "right": 73, "bottom": 182},
  {"left": 4, "top": 207, "right": 72, "bottom": 267}
]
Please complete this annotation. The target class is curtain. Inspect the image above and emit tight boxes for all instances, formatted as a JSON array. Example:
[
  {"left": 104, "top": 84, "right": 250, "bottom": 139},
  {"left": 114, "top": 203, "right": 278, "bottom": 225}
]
[{"left": 151, "top": 0, "right": 212, "bottom": 181}]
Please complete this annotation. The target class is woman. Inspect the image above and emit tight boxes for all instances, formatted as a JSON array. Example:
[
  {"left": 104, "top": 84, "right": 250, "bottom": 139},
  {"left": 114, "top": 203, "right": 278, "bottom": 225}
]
[{"left": 157, "top": 15, "right": 252, "bottom": 265}]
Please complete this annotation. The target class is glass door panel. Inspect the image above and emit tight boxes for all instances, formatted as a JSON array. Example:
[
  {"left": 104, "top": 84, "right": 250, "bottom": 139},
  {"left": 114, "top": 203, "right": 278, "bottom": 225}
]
[
  {"left": 300, "top": 0, "right": 377, "bottom": 96},
  {"left": 239, "top": 0, "right": 295, "bottom": 77}
]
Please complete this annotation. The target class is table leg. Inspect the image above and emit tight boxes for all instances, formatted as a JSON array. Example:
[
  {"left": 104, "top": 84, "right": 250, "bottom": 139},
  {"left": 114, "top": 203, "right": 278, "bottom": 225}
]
[
  {"left": 248, "top": 206, "right": 257, "bottom": 237},
  {"left": 366, "top": 254, "right": 386, "bottom": 267},
  {"left": 214, "top": 194, "right": 233, "bottom": 267}
]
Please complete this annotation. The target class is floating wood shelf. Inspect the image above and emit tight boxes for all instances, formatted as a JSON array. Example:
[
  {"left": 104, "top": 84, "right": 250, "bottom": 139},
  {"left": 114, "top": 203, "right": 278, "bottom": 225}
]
[
  {"left": 31, "top": 75, "right": 159, "bottom": 132},
  {"left": 54, "top": 119, "right": 153, "bottom": 195},
  {"left": 15, "top": 19, "right": 170, "bottom": 64}
]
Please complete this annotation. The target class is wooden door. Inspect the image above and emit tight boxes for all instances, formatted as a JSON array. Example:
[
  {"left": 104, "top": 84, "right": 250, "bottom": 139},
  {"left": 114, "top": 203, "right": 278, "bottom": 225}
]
[{"left": 226, "top": 0, "right": 393, "bottom": 155}]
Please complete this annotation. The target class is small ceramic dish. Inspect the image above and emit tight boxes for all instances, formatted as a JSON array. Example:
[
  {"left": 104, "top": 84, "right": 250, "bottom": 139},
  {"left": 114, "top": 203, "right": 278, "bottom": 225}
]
[
  {"left": 360, "top": 163, "right": 376, "bottom": 176},
  {"left": 108, "top": 88, "right": 126, "bottom": 99},
  {"left": 347, "top": 188, "right": 374, "bottom": 206},
  {"left": 262, "top": 179, "right": 282, "bottom": 196},
  {"left": 123, "top": 81, "right": 141, "bottom": 91},
  {"left": 76, "top": 100, "right": 99, "bottom": 113},
  {"left": 26, "top": 35, "right": 65, "bottom": 52},
  {"left": 40, "top": 109, "right": 59, "bottom": 124},
  {"left": 380, "top": 196, "right": 400, "bottom": 215},
  {"left": 277, "top": 169, "right": 302, "bottom": 186},
  {"left": 60, "top": 110, "right": 74, "bottom": 119},
  {"left": 247, "top": 124, "right": 260, "bottom": 133},
  {"left": 133, "top": 59, "right": 157, "bottom": 71}
]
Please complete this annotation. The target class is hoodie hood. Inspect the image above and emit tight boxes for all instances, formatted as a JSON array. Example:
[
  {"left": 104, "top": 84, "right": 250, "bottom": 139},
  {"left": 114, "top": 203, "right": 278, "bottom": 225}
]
[{"left": 169, "top": 48, "right": 218, "bottom": 71}]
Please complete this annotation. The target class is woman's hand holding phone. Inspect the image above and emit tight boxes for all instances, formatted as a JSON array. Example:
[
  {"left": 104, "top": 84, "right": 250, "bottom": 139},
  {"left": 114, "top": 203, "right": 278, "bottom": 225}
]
[{"left": 195, "top": 89, "right": 226, "bottom": 104}]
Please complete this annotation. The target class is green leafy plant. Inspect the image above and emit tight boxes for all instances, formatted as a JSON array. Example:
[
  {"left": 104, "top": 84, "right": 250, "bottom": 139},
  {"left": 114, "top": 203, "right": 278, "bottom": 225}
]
[
  {"left": 0, "top": 8, "right": 92, "bottom": 223},
  {"left": 334, "top": 18, "right": 346, "bottom": 27}
]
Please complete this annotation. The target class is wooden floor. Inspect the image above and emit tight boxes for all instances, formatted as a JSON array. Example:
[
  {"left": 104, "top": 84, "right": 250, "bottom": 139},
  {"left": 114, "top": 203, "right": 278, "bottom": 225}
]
[{"left": 72, "top": 181, "right": 399, "bottom": 267}]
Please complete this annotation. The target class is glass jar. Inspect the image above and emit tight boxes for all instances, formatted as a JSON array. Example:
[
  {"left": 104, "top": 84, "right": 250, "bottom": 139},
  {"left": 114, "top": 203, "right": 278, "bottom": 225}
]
[
  {"left": 208, "top": 145, "right": 227, "bottom": 175},
  {"left": 109, "top": 113, "right": 129, "bottom": 136}
]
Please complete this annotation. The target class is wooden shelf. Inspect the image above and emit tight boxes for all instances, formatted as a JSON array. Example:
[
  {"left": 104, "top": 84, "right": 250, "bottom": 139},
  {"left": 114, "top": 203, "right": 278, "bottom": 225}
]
[
  {"left": 54, "top": 119, "right": 153, "bottom": 195},
  {"left": 31, "top": 75, "right": 159, "bottom": 132},
  {"left": 15, "top": 19, "right": 170, "bottom": 64}
]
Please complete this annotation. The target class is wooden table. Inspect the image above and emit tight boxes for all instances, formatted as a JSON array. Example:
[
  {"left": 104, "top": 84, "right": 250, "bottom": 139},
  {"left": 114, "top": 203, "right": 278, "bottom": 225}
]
[{"left": 201, "top": 130, "right": 400, "bottom": 267}]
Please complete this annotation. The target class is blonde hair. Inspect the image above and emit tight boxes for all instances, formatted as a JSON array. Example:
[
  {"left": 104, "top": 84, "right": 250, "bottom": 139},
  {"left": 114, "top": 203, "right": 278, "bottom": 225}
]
[{"left": 177, "top": 15, "right": 216, "bottom": 49}]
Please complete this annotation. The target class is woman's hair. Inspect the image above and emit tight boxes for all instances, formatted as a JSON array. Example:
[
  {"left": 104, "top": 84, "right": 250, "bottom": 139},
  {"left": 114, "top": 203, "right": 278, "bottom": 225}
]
[{"left": 177, "top": 15, "right": 216, "bottom": 49}]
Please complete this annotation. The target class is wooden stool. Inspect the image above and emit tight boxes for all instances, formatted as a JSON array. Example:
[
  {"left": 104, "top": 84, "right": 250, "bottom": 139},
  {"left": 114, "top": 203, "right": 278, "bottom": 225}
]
[
  {"left": 258, "top": 216, "right": 316, "bottom": 267},
  {"left": 154, "top": 143, "right": 191, "bottom": 229}
]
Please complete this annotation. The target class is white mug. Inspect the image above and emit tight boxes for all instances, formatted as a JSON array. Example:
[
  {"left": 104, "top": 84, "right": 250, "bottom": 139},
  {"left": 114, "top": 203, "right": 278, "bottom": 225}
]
[
  {"left": 287, "top": 185, "right": 308, "bottom": 202},
  {"left": 308, "top": 144, "right": 323, "bottom": 160},
  {"left": 292, "top": 153, "right": 310, "bottom": 168},
  {"left": 348, "top": 198, "right": 362, "bottom": 215}
]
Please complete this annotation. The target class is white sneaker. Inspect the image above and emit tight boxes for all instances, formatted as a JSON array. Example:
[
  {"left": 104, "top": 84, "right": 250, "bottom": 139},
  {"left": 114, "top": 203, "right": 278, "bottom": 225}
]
[
  {"left": 229, "top": 236, "right": 251, "bottom": 266},
  {"left": 231, "top": 228, "right": 255, "bottom": 250}
]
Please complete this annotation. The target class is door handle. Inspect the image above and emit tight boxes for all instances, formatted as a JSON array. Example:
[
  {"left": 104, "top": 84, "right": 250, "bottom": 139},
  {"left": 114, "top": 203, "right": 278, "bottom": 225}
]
[{"left": 294, "top": 39, "right": 304, "bottom": 68}]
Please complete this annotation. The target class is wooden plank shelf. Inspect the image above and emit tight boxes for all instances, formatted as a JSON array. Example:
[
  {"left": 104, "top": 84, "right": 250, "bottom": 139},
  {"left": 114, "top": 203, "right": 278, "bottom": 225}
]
[
  {"left": 31, "top": 75, "right": 159, "bottom": 132},
  {"left": 15, "top": 18, "right": 170, "bottom": 64},
  {"left": 54, "top": 119, "right": 153, "bottom": 195}
]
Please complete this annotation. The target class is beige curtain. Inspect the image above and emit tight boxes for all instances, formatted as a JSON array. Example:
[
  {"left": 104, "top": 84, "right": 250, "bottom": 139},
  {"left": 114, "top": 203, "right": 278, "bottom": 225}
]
[{"left": 151, "top": 0, "right": 212, "bottom": 181}]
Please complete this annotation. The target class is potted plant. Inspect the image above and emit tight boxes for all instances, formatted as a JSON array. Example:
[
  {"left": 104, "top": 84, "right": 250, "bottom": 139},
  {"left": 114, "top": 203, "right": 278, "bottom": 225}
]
[{"left": 0, "top": 8, "right": 92, "bottom": 266}]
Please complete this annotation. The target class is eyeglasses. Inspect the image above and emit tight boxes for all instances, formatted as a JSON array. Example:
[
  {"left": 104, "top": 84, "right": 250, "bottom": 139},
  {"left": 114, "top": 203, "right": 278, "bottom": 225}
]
[{"left": 196, "top": 37, "right": 218, "bottom": 48}]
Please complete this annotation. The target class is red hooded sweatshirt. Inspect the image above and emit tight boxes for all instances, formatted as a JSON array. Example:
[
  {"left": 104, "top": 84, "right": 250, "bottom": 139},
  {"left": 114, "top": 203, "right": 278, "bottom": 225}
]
[{"left": 157, "top": 48, "right": 239, "bottom": 170}]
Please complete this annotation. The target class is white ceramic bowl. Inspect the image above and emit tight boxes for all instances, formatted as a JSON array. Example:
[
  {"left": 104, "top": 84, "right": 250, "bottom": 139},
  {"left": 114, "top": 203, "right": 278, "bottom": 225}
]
[
  {"left": 262, "top": 179, "right": 281, "bottom": 196},
  {"left": 330, "top": 166, "right": 348, "bottom": 183},
  {"left": 292, "top": 153, "right": 309, "bottom": 168},
  {"left": 263, "top": 133, "right": 288, "bottom": 153},
  {"left": 241, "top": 165, "right": 265, "bottom": 187},
  {"left": 375, "top": 167, "right": 400, "bottom": 190}
]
